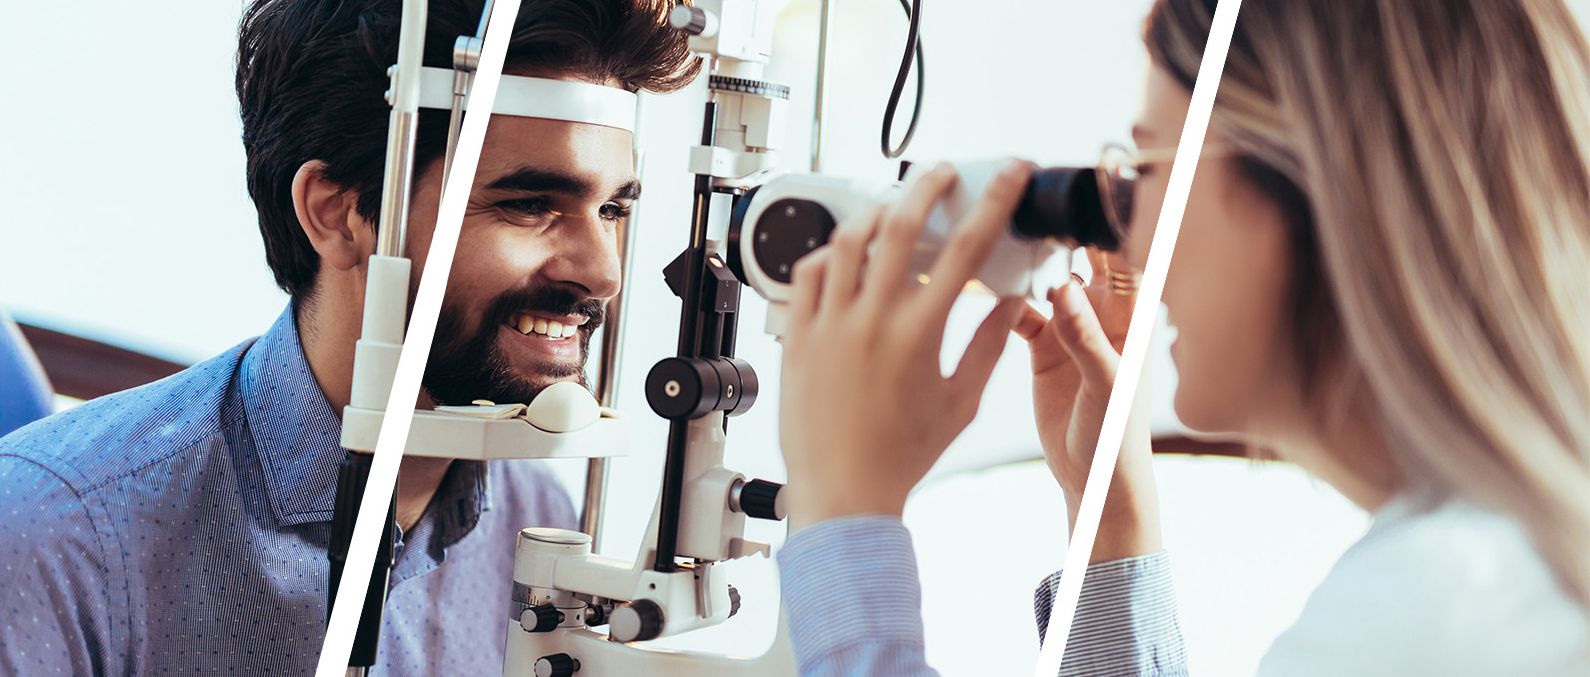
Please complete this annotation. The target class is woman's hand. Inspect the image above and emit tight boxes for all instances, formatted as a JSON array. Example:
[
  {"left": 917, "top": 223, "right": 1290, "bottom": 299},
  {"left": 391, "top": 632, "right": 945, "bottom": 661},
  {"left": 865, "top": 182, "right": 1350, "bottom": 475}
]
[
  {"left": 778, "top": 161, "right": 1032, "bottom": 526},
  {"left": 1013, "top": 248, "right": 1162, "bottom": 561}
]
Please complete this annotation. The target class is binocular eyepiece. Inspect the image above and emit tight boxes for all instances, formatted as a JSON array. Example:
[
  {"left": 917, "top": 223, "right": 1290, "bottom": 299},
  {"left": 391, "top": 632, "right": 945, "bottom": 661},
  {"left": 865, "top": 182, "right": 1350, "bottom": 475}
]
[
  {"left": 726, "top": 161, "right": 1123, "bottom": 335},
  {"left": 1010, "top": 166, "right": 1121, "bottom": 251}
]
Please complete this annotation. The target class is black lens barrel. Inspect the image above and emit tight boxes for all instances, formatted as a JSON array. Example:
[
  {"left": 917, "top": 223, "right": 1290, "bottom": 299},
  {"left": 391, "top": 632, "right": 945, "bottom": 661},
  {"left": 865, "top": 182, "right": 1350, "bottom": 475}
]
[{"left": 1011, "top": 166, "right": 1121, "bottom": 251}]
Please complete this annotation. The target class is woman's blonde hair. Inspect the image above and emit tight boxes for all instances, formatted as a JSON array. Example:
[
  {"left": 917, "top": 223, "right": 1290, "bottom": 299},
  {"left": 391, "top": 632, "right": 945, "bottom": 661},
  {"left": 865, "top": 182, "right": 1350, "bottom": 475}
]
[{"left": 1147, "top": 0, "right": 1590, "bottom": 604}]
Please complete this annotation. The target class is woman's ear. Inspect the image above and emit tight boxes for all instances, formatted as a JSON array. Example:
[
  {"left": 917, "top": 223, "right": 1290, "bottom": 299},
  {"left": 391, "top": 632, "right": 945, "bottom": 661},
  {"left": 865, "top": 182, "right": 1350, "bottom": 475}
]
[{"left": 291, "top": 160, "right": 373, "bottom": 272}]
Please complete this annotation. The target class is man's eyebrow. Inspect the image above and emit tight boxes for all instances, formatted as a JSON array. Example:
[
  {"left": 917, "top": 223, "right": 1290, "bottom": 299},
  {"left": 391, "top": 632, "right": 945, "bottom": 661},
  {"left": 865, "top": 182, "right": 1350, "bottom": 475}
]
[
  {"left": 483, "top": 166, "right": 641, "bottom": 202},
  {"left": 613, "top": 180, "right": 641, "bottom": 201},
  {"left": 485, "top": 166, "right": 594, "bottom": 195}
]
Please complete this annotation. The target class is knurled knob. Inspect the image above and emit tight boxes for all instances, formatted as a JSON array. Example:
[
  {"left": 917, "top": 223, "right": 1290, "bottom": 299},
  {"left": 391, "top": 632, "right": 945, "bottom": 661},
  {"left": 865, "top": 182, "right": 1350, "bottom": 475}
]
[
  {"left": 707, "top": 75, "right": 791, "bottom": 100},
  {"left": 728, "top": 585, "right": 742, "bottom": 618},
  {"left": 533, "top": 653, "right": 581, "bottom": 677},
  {"left": 520, "top": 604, "right": 563, "bottom": 633},
  {"left": 669, "top": 5, "right": 710, "bottom": 35},
  {"left": 740, "top": 478, "right": 787, "bottom": 521},
  {"left": 609, "top": 598, "right": 665, "bottom": 642}
]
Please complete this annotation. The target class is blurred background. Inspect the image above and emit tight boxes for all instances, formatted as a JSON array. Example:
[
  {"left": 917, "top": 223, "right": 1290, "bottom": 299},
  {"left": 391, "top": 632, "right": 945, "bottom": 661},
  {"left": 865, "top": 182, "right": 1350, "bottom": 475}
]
[{"left": 3, "top": 1, "right": 1585, "bottom": 675}]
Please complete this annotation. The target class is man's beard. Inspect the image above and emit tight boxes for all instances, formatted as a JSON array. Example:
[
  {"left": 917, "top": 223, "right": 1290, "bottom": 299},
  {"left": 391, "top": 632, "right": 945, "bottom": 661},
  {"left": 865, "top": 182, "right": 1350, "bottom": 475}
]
[{"left": 423, "top": 285, "right": 606, "bottom": 406}]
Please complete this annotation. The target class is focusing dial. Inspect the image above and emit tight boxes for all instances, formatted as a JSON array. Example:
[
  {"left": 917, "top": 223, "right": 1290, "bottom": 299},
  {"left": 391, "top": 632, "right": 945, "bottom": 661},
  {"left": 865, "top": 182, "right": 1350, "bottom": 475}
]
[{"left": 708, "top": 75, "right": 790, "bottom": 100}]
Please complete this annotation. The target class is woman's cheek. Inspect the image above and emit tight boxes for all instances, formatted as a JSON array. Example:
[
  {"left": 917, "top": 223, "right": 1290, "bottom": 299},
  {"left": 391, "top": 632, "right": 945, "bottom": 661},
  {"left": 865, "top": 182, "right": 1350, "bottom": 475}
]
[
  {"left": 1165, "top": 248, "right": 1228, "bottom": 431},
  {"left": 1163, "top": 182, "right": 1250, "bottom": 432}
]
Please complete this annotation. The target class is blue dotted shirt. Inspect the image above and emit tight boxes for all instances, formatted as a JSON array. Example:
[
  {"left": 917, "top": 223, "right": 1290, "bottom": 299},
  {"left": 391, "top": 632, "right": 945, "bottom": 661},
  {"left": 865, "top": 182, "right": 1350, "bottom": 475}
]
[{"left": 0, "top": 306, "right": 576, "bottom": 675}]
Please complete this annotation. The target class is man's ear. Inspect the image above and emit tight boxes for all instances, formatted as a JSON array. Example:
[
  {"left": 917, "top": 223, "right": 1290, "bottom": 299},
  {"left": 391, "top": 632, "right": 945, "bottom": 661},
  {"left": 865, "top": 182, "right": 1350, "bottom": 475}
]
[{"left": 291, "top": 160, "right": 374, "bottom": 272}]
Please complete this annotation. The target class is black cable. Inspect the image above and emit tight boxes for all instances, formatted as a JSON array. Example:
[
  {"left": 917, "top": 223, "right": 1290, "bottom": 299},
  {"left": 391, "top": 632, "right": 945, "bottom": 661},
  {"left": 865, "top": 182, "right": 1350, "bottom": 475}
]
[{"left": 882, "top": 0, "right": 925, "bottom": 159}]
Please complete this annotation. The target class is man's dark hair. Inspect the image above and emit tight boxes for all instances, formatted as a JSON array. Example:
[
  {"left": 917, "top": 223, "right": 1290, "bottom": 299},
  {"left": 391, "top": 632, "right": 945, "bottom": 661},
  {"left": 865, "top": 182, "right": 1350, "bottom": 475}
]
[{"left": 236, "top": 0, "right": 700, "bottom": 299}]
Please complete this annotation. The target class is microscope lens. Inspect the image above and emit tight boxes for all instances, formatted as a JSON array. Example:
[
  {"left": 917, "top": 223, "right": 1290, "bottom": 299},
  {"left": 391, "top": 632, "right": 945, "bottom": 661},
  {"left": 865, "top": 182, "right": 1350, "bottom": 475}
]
[{"left": 1010, "top": 166, "right": 1122, "bottom": 251}]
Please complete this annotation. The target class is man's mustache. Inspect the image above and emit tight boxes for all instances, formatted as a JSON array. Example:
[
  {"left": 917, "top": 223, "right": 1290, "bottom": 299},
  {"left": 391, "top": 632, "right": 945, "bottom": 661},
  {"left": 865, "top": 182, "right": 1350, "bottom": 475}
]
[{"left": 482, "top": 285, "right": 607, "bottom": 332}]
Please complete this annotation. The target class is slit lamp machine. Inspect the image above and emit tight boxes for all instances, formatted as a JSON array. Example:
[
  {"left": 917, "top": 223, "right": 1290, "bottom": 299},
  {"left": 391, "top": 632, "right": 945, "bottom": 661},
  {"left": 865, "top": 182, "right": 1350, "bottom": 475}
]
[{"left": 324, "top": 1, "right": 1124, "bottom": 675}]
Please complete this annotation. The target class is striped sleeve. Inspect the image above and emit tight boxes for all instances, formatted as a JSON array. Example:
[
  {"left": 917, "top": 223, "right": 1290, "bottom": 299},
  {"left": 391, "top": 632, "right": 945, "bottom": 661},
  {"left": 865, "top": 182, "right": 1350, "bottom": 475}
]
[
  {"left": 1034, "top": 552, "right": 1189, "bottom": 677},
  {"left": 777, "top": 516, "right": 937, "bottom": 676}
]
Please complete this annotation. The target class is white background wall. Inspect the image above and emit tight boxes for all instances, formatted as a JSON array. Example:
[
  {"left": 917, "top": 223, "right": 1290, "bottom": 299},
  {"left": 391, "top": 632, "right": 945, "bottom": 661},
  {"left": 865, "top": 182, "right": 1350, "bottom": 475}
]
[{"left": 3, "top": 2, "right": 1586, "bottom": 676}]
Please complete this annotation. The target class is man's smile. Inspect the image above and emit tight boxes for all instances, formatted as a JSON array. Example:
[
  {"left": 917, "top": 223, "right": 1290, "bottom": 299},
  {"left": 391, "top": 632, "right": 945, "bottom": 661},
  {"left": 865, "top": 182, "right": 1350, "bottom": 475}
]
[
  {"left": 498, "top": 311, "right": 588, "bottom": 366},
  {"left": 507, "top": 311, "right": 588, "bottom": 340}
]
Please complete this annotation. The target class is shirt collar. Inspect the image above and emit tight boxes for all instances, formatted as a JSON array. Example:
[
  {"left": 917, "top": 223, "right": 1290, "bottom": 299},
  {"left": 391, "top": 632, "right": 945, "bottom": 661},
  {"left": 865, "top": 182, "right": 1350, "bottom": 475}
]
[
  {"left": 239, "top": 304, "right": 493, "bottom": 533},
  {"left": 240, "top": 304, "right": 345, "bottom": 526}
]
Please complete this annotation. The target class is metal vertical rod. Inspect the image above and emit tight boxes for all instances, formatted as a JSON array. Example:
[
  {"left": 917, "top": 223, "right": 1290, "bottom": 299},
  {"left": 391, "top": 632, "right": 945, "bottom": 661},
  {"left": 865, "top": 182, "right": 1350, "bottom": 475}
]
[
  {"left": 579, "top": 327, "right": 620, "bottom": 542},
  {"left": 653, "top": 101, "right": 719, "bottom": 573},
  {"left": 579, "top": 183, "right": 639, "bottom": 545},
  {"left": 579, "top": 465, "right": 610, "bottom": 545},
  {"left": 372, "top": 0, "right": 428, "bottom": 258},
  {"left": 375, "top": 112, "right": 418, "bottom": 258},
  {"left": 441, "top": 79, "right": 467, "bottom": 183},
  {"left": 329, "top": 2, "right": 426, "bottom": 672},
  {"left": 327, "top": 452, "right": 396, "bottom": 671},
  {"left": 579, "top": 96, "right": 648, "bottom": 546},
  {"left": 810, "top": 0, "right": 834, "bottom": 173},
  {"left": 578, "top": 301, "right": 624, "bottom": 543}
]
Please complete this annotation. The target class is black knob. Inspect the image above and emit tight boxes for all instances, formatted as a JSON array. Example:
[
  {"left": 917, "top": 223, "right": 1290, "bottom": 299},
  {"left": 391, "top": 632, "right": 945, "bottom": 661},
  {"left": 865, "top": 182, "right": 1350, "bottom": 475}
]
[
  {"left": 647, "top": 357, "right": 758, "bottom": 419},
  {"left": 738, "top": 479, "right": 786, "bottom": 521},
  {"left": 534, "top": 653, "right": 581, "bottom": 677},
  {"left": 646, "top": 357, "right": 719, "bottom": 419},
  {"left": 722, "top": 358, "right": 759, "bottom": 417},
  {"left": 584, "top": 604, "right": 607, "bottom": 628},
  {"left": 728, "top": 585, "right": 742, "bottom": 618},
  {"left": 610, "top": 599, "right": 665, "bottom": 642},
  {"left": 520, "top": 604, "right": 563, "bottom": 633}
]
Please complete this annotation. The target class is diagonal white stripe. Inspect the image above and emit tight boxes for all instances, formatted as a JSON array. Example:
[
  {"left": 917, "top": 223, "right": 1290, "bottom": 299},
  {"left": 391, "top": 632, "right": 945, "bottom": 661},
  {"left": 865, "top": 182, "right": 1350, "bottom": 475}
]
[
  {"left": 314, "top": 0, "right": 523, "bottom": 674},
  {"left": 1032, "top": 1, "right": 1244, "bottom": 675}
]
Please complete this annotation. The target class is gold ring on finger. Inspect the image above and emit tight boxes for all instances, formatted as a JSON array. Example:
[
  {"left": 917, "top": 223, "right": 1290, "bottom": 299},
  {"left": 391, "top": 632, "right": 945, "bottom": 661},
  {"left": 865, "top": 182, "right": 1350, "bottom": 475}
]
[{"left": 1106, "top": 269, "right": 1141, "bottom": 296}]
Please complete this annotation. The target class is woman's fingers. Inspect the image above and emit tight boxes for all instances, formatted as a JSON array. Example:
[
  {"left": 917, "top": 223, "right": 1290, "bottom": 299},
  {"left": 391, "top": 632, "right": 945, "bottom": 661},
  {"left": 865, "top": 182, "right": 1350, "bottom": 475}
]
[
  {"left": 949, "top": 298, "right": 1024, "bottom": 402},
  {"left": 920, "top": 161, "right": 1035, "bottom": 315},
  {"left": 820, "top": 204, "right": 885, "bottom": 311},
  {"left": 1084, "top": 247, "right": 1112, "bottom": 292},
  {"left": 862, "top": 164, "right": 959, "bottom": 305},
  {"left": 1017, "top": 298, "right": 1074, "bottom": 376},
  {"left": 1014, "top": 302, "right": 1048, "bottom": 341},
  {"left": 1080, "top": 246, "right": 1139, "bottom": 347},
  {"left": 1047, "top": 281, "right": 1119, "bottom": 386}
]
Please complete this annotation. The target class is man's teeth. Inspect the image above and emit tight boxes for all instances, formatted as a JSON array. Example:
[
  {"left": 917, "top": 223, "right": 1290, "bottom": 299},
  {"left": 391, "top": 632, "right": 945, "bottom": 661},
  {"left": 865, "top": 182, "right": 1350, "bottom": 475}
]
[{"left": 513, "top": 313, "right": 580, "bottom": 339}]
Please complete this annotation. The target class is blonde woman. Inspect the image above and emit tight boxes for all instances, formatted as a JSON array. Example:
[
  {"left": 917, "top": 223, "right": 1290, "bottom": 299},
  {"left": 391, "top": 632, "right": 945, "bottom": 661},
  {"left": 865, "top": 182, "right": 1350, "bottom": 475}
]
[{"left": 773, "top": 0, "right": 1590, "bottom": 675}]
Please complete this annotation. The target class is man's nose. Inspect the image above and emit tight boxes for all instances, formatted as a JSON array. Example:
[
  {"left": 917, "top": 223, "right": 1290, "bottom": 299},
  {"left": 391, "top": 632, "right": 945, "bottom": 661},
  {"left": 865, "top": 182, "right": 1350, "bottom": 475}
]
[{"left": 539, "top": 219, "right": 622, "bottom": 300}]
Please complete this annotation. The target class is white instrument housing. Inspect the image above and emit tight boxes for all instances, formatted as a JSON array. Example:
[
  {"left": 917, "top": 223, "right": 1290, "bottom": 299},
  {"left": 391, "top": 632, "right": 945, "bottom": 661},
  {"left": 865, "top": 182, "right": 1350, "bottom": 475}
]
[
  {"left": 502, "top": 414, "right": 794, "bottom": 674},
  {"left": 736, "top": 161, "right": 1066, "bottom": 336}
]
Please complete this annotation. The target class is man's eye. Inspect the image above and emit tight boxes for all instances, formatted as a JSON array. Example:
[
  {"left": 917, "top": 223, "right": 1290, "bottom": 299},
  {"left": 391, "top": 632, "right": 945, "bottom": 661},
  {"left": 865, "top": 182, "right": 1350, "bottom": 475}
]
[
  {"left": 600, "top": 202, "right": 633, "bottom": 222},
  {"left": 500, "top": 197, "right": 554, "bottom": 215}
]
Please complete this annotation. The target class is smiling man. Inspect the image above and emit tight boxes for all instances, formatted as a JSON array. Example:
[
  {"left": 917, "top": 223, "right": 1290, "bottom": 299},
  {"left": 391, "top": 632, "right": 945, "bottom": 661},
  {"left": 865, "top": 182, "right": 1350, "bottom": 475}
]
[{"left": 0, "top": 1, "right": 697, "bottom": 674}]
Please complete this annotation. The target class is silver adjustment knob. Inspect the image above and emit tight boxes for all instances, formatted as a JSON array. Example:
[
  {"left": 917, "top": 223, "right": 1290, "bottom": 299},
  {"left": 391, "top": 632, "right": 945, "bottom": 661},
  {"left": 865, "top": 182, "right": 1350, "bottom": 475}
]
[
  {"left": 608, "top": 599, "right": 665, "bottom": 642},
  {"left": 519, "top": 604, "right": 563, "bottom": 633},
  {"left": 668, "top": 5, "right": 718, "bottom": 38},
  {"left": 730, "top": 478, "right": 788, "bottom": 521},
  {"left": 534, "top": 653, "right": 580, "bottom": 677}
]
